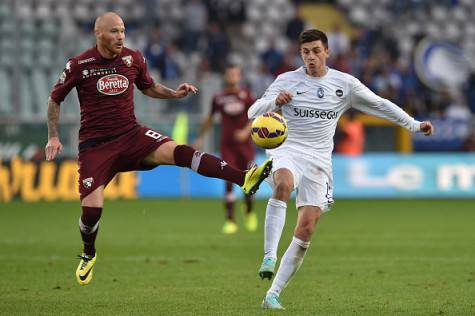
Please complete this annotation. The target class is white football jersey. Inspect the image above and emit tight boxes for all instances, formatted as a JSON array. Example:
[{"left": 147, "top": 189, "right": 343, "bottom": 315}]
[{"left": 248, "top": 66, "right": 421, "bottom": 168}]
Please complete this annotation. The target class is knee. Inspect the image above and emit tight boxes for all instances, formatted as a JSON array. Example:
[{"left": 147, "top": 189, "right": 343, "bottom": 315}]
[
  {"left": 295, "top": 214, "right": 321, "bottom": 239},
  {"left": 273, "top": 181, "right": 293, "bottom": 201}
]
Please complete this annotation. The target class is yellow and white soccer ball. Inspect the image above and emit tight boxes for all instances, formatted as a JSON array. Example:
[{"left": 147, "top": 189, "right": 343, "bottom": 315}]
[{"left": 251, "top": 112, "right": 288, "bottom": 149}]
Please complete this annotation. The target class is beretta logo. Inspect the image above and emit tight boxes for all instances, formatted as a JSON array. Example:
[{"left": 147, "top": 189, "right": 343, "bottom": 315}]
[{"left": 97, "top": 74, "right": 129, "bottom": 95}]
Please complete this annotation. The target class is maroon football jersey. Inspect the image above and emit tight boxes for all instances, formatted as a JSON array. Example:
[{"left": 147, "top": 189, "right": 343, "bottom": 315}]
[
  {"left": 211, "top": 89, "right": 255, "bottom": 146},
  {"left": 50, "top": 46, "right": 155, "bottom": 143}
]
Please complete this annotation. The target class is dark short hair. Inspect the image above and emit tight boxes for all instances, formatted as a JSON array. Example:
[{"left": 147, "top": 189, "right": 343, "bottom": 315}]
[{"left": 299, "top": 29, "right": 328, "bottom": 48}]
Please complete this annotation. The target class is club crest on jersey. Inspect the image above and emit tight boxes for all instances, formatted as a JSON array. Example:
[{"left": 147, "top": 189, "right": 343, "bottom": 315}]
[
  {"left": 82, "top": 177, "right": 94, "bottom": 189},
  {"left": 97, "top": 74, "right": 129, "bottom": 95},
  {"left": 122, "top": 55, "right": 133, "bottom": 67},
  {"left": 317, "top": 87, "right": 324, "bottom": 98}
]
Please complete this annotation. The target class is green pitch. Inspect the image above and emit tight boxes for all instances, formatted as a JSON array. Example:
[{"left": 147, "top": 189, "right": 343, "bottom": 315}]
[{"left": 1, "top": 199, "right": 474, "bottom": 315}]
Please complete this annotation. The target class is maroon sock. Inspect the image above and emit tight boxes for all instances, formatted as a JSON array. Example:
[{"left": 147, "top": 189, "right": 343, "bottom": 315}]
[
  {"left": 174, "top": 145, "right": 245, "bottom": 185},
  {"left": 224, "top": 182, "right": 235, "bottom": 220},
  {"left": 79, "top": 206, "right": 102, "bottom": 257},
  {"left": 245, "top": 194, "right": 253, "bottom": 214}
]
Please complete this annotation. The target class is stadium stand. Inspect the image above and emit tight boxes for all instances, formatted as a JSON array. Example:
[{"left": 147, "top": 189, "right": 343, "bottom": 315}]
[{"left": 1, "top": 0, "right": 474, "bottom": 153}]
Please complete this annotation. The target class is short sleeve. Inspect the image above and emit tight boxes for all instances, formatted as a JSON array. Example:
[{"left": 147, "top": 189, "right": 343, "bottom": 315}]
[
  {"left": 135, "top": 51, "right": 155, "bottom": 91},
  {"left": 50, "top": 59, "right": 80, "bottom": 104}
]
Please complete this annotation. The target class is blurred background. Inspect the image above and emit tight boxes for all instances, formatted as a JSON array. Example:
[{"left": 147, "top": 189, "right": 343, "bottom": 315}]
[{"left": 1, "top": 0, "right": 475, "bottom": 201}]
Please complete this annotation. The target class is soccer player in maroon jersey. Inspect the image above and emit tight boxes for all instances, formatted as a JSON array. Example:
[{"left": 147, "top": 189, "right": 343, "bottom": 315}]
[
  {"left": 194, "top": 64, "right": 257, "bottom": 234},
  {"left": 44, "top": 12, "right": 272, "bottom": 286}
]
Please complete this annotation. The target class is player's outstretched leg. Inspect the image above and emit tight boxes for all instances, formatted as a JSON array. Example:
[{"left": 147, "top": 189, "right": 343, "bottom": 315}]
[
  {"left": 173, "top": 145, "right": 272, "bottom": 195},
  {"left": 76, "top": 206, "right": 102, "bottom": 285}
]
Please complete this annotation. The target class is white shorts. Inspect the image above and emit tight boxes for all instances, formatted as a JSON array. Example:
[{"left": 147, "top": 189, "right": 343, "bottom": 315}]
[{"left": 266, "top": 152, "right": 334, "bottom": 211}]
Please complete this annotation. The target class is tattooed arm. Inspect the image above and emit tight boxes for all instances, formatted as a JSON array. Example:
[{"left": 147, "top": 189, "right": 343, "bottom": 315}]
[{"left": 45, "top": 97, "right": 63, "bottom": 160}]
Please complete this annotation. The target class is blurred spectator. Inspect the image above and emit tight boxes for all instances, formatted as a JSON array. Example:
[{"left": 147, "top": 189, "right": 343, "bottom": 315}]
[
  {"left": 327, "top": 23, "right": 350, "bottom": 61},
  {"left": 144, "top": 26, "right": 166, "bottom": 70},
  {"left": 205, "top": 0, "right": 246, "bottom": 24},
  {"left": 250, "top": 63, "right": 275, "bottom": 98},
  {"left": 182, "top": 0, "right": 208, "bottom": 54},
  {"left": 275, "top": 48, "right": 297, "bottom": 76},
  {"left": 157, "top": 42, "right": 185, "bottom": 80},
  {"left": 261, "top": 41, "right": 284, "bottom": 76},
  {"left": 285, "top": 9, "right": 305, "bottom": 41},
  {"left": 205, "top": 22, "right": 230, "bottom": 73}
]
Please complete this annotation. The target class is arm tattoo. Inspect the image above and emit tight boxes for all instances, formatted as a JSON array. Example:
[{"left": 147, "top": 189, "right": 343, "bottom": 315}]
[{"left": 47, "top": 97, "right": 61, "bottom": 138}]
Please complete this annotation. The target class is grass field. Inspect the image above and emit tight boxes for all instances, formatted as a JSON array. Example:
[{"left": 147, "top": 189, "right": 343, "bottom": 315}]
[{"left": 1, "top": 199, "right": 474, "bottom": 315}]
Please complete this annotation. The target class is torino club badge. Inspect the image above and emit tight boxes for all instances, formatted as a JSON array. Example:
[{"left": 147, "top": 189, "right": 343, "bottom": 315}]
[{"left": 122, "top": 55, "right": 133, "bottom": 67}]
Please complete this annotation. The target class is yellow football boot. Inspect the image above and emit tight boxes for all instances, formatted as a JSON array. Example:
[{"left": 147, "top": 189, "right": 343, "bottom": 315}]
[
  {"left": 222, "top": 220, "right": 238, "bottom": 234},
  {"left": 76, "top": 253, "right": 97, "bottom": 285},
  {"left": 241, "top": 159, "right": 272, "bottom": 195},
  {"left": 244, "top": 211, "right": 258, "bottom": 232}
]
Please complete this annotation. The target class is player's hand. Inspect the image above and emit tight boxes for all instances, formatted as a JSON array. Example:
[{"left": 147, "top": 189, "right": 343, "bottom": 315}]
[
  {"left": 420, "top": 121, "right": 434, "bottom": 136},
  {"left": 45, "top": 137, "right": 63, "bottom": 161},
  {"left": 275, "top": 91, "right": 293, "bottom": 106},
  {"left": 234, "top": 128, "right": 250, "bottom": 142},
  {"left": 174, "top": 83, "right": 198, "bottom": 98}
]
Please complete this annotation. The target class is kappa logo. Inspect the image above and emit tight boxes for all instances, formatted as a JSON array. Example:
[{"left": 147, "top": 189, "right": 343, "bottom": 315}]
[
  {"left": 122, "top": 55, "right": 133, "bottom": 67},
  {"left": 78, "top": 57, "right": 96, "bottom": 64},
  {"left": 220, "top": 160, "right": 228, "bottom": 170},
  {"left": 83, "top": 177, "right": 94, "bottom": 189}
]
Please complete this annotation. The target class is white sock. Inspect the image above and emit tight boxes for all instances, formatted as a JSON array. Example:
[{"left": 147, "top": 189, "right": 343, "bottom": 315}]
[
  {"left": 264, "top": 198, "right": 287, "bottom": 259},
  {"left": 268, "top": 236, "right": 310, "bottom": 295}
]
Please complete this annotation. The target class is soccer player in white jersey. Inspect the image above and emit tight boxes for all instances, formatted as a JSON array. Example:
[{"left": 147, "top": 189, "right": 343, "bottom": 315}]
[{"left": 248, "top": 29, "right": 434, "bottom": 310}]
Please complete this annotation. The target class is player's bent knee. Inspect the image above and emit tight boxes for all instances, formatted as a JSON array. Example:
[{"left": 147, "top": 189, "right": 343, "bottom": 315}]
[
  {"left": 273, "top": 181, "right": 293, "bottom": 200},
  {"left": 295, "top": 223, "right": 315, "bottom": 240},
  {"left": 81, "top": 186, "right": 105, "bottom": 208},
  {"left": 145, "top": 141, "right": 177, "bottom": 166}
]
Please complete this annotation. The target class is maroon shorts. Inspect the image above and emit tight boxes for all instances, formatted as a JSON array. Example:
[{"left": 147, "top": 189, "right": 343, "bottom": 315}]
[
  {"left": 221, "top": 143, "right": 254, "bottom": 171},
  {"left": 78, "top": 126, "right": 171, "bottom": 200}
]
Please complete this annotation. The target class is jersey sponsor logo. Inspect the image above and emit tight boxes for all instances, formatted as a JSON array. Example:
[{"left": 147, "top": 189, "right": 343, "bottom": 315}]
[
  {"left": 97, "top": 74, "right": 129, "bottom": 95},
  {"left": 122, "top": 55, "right": 133, "bottom": 67},
  {"left": 336, "top": 89, "right": 343, "bottom": 97},
  {"left": 78, "top": 57, "right": 96, "bottom": 64},
  {"left": 317, "top": 87, "right": 324, "bottom": 98},
  {"left": 223, "top": 101, "right": 245, "bottom": 115},
  {"left": 84, "top": 68, "right": 117, "bottom": 78},
  {"left": 293, "top": 107, "right": 338, "bottom": 120}
]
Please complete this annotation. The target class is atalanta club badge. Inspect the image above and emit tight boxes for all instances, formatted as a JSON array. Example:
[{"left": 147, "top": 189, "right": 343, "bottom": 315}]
[{"left": 122, "top": 55, "right": 133, "bottom": 67}]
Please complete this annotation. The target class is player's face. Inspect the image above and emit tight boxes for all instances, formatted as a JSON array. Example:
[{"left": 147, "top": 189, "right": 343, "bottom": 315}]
[
  {"left": 224, "top": 67, "right": 241, "bottom": 87},
  {"left": 97, "top": 16, "right": 125, "bottom": 57},
  {"left": 300, "top": 40, "right": 329, "bottom": 76}
]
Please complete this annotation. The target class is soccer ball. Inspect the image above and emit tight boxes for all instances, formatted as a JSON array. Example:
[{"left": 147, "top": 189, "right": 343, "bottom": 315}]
[{"left": 251, "top": 112, "right": 288, "bottom": 149}]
